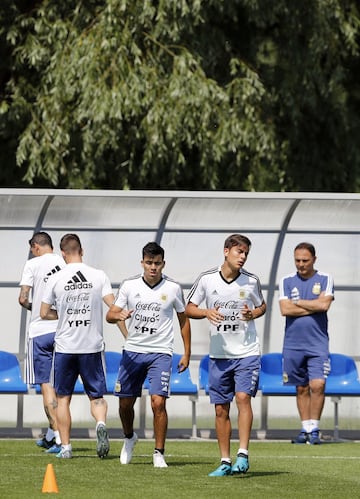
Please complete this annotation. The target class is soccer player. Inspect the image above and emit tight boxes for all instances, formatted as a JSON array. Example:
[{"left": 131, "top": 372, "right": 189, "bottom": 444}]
[
  {"left": 185, "top": 234, "right": 266, "bottom": 476},
  {"left": 19, "top": 231, "right": 64, "bottom": 453},
  {"left": 279, "top": 242, "right": 334, "bottom": 444},
  {"left": 106, "top": 242, "right": 191, "bottom": 468},
  {"left": 40, "top": 233, "right": 120, "bottom": 459}
]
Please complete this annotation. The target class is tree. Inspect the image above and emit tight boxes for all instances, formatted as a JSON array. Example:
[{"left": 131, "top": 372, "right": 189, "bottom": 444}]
[{"left": 1, "top": 0, "right": 359, "bottom": 191}]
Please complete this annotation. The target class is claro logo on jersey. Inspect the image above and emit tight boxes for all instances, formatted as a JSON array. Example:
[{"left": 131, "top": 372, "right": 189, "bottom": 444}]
[{"left": 64, "top": 271, "right": 93, "bottom": 291}]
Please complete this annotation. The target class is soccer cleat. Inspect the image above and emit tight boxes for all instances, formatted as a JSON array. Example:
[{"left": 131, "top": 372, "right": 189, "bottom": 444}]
[
  {"left": 208, "top": 462, "right": 232, "bottom": 477},
  {"left": 45, "top": 443, "right": 62, "bottom": 454},
  {"left": 120, "top": 432, "right": 138, "bottom": 464},
  {"left": 309, "top": 429, "right": 321, "bottom": 445},
  {"left": 232, "top": 454, "right": 249, "bottom": 474},
  {"left": 36, "top": 436, "right": 55, "bottom": 449},
  {"left": 96, "top": 424, "right": 110, "bottom": 458},
  {"left": 56, "top": 447, "right": 72, "bottom": 459},
  {"left": 153, "top": 451, "right": 168, "bottom": 468},
  {"left": 291, "top": 430, "right": 309, "bottom": 444}
]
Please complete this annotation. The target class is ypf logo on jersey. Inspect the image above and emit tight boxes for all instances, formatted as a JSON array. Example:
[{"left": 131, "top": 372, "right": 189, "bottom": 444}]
[{"left": 65, "top": 271, "right": 93, "bottom": 291}]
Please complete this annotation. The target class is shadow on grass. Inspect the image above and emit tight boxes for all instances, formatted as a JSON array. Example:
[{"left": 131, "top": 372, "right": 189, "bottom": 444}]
[{"left": 232, "top": 471, "right": 290, "bottom": 479}]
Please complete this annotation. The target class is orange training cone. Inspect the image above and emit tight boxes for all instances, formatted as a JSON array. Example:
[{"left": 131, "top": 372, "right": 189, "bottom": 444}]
[{"left": 42, "top": 463, "right": 59, "bottom": 494}]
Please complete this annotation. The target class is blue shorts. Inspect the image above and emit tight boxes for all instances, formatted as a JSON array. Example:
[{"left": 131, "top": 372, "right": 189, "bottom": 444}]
[
  {"left": 114, "top": 350, "right": 171, "bottom": 398},
  {"left": 53, "top": 351, "right": 107, "bottom": 397},
  {"left": 208, "top": 355, "right": 260, "bottom": 404},
  {"left": 25, "top": 332, "right": 55, "bottom": 385},
  {"left": 282, "top": 349, "right": 330, "bottom": 386}
]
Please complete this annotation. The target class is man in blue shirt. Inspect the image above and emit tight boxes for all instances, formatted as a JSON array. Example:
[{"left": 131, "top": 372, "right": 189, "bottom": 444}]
[{"left": 279, "top": 242, "right": 334, "bottom": 444}]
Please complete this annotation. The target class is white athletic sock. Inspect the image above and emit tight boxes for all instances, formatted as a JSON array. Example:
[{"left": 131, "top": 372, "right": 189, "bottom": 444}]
[
  {"left": 237, "top": 448, "right": 248, "bottom": 456},
  {"left": 54, "top": 430, "right": 61, "bottom": 445},
  {"left": 310, "top": 419, "right": 320, "bottom": 430},
  {"left": 301, "top": 420, "right": 312, "bottom": 432},
  {"left": 45, "top": 428, "right": 55, "bottom": 441}
]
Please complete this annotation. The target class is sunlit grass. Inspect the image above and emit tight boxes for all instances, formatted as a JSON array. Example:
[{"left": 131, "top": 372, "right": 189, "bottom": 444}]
[{"left": 1, "top": 439, "right": 360, "bottom": 498}]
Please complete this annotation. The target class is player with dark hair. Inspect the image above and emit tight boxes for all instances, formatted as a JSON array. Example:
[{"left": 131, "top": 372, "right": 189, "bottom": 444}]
[
  {"left": 186, "top": 234, "right": 266, "bottom": 476},
  {"left": 19, "top": 231, "right": 64, "bottom": 453},
  {"left": 106, "top": 241, "right": 191, "bottom": 468}
]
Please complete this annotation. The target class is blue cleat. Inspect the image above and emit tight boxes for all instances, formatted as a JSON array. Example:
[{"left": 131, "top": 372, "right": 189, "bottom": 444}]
[
  {"left": 231, "top": 454, "right": 249, "bottom": 474},
  {"left": 309, "top": 429, "right": 321, "bottom": 445},
  {"left": 291, "top": 430, "right": 309, "bottom": 444},
  {"left": 56, "top": 447, "right": 72, "bottom": 459},
  {"left": 208, "top": 462, "right": 232, "bottom": 477},
  {"left": 36, "top": 436, "right": 55, "bottom": 449},
  {"left": 45, "top": 443, "right": 62, "bottom": 454}
]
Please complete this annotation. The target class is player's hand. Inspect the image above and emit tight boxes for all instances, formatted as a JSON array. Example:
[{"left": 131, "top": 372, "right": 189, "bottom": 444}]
[
  {"left": 118, "top": 308, "right": 133, "bottom": 321},
  {"left": 177, "top": 355, "right": 190, "bottom": 372},
  {"left": 240, "top": 304, "right": 253, "bottom": 321},
  {"left": 206, "top": 306, "right": 224, "bottom": 325}
]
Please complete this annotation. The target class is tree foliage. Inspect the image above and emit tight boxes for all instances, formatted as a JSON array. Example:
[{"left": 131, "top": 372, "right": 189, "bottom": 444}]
[{"left": 1, "top": 0, "right": 359, "bottom": 191}]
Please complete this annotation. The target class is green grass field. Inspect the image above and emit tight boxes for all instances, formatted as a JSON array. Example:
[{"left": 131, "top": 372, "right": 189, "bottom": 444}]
[{"left": 1, "top": 439, "right": 360, "bottom": 498}]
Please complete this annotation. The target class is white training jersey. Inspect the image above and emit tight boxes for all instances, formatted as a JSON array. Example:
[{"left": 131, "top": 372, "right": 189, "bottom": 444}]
[
  {"left": 114, "top": 274, "right": 186, "bottom": 355},
  {"left": 187, "top": 266, "right": 264, "bottom": 359},
  {"left": 42, "top": 262, "right": 113, "bottom": 354},
  {"left": 19, "top": 252, "right": 64, "bottom": 338}
]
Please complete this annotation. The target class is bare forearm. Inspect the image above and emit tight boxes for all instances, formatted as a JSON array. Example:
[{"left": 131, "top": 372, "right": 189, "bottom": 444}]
[{"left": 18, "top": 287, "right": 32, "bottom": 311}]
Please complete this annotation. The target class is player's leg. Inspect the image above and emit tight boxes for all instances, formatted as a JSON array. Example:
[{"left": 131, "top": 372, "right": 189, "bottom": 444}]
[
  {"left": 207, "top": 358, "right": 233, "bottom": 476},
  {"left": 80, "top": 351, "right": 110, "bottom": 458},
  {"left": 307, "top": 354, "right": 330, "bottom": 444},
  {"left": 29, "top": 334, "right": 60, "bottom": 451},
  {"left": 232, "top": 355, "right": 260, "bottom": 474},
  {"left": 147, "top": 353, "right": 171, "bottom": 467},
  {"left": 283, "top": 350, "right": 311, "bottom": 443},
  {"left": 115, "top": 351, "right": 146, "bottom": 464},
  {"left": 53, "top": 352, "right": 78, "bottom": 458}
]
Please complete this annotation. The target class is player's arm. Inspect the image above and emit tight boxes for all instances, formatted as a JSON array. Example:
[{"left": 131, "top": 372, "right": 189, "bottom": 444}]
[
  {"left": 241, "top": 300, "right": 267, "bottom": 320},
  {"left": 279, "top": 298, "right": 310, "bottom": 317},
  {"left": 185, "top": 302, "right": 224, "bottom": 325},
  {"left": 40, "top": 301, "right": 58, "bottom": 320},
  {"left": 176, "top": 311, "right": 191, "bottom": 372},
  {"left": 102, "top": 294, "right": 129, "bottom": 339},
  {"left": 106, "top": 303, "right": 133, "bottom": 323},
  {"left": 296, "top": 293, "right": 333, "bottom": 313},
  {"left": 18, "top": 285, "right": 32, "bottom": 311}
]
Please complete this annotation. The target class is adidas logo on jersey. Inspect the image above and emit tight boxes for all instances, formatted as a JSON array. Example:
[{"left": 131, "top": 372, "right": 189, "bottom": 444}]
[
  {"left": 44, "top": 265, "right": 62, "bottom": 282},
  {"left": 65, "top": 271, "right": 93, "bottom": 290}
]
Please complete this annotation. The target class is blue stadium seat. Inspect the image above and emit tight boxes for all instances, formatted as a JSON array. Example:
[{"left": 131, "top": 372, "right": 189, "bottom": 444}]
[
  {"left": 326, "top": 353, "right": 360, "bottom": 395},
  {"left": 199, "top": 354, "right": 209, "bottom": 395},
  {"left": 170, "top": 353, "right": 198, "bottom": 396},
  {"left": 259, "top": 352, "right": 360, "bottom": 440},
  {"left": 259, "top": 352, "right": 296, "bottom": 395},
  {"left": 0, "top": 351, "right": 27, "bottom": 393},
  {"left": 104, "top": 350, "right": 122, "bottom": 394},
  {"left": 325, "top": 353, "right": 360, "bottom": 440}
]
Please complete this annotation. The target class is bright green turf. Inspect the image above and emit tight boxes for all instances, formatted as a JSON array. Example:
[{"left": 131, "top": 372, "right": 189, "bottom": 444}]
[{"left": 1, "top": 439, "right": 360, "bottom": 498}]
